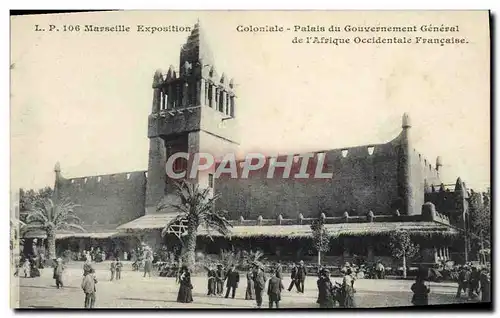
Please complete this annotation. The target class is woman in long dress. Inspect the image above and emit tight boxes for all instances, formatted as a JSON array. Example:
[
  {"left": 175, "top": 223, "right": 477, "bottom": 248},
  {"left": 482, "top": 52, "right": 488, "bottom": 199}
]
[
  {"left": 177, "top": 266, "right": 194, "bottom": 303},
  {"left": 245, "top": 270, "right": 255, "bottom": 300},
  {"left": 317, "top": 268, "right": 335, "bottom": 308},
  {"left": 411, "top": 275, "right": 430, "bottom": 306},
  {"left": 341, "top": 268, "right": 356, "bottom": 308}
]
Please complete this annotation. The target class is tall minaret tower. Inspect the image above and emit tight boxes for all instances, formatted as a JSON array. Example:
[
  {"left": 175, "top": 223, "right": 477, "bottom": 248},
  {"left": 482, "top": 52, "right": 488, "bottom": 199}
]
[
  {"left": 397, "top": 113, "right": 414, "bottom": 215},
  {"left": 145, "top": 21, "right": 240, "bottom": 215}
]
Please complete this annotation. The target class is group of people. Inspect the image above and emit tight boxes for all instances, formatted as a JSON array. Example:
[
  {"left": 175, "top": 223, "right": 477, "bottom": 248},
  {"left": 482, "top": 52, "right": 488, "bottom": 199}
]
[
  {"left": 316, "top": 267, "right": 356, "bottom": 308},
  {"left": 19, "top": 256, "right": 41, "bottom": 278},
  {"left": 455, "top": 264, "right": 491, "bottom": 302},
  {"left": 180, "top": 260, "right": 357, "bottom": 309}
]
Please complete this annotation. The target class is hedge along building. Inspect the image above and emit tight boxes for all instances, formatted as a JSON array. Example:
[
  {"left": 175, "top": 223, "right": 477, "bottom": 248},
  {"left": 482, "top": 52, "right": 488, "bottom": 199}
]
[{"left": 30, "top": 22, "right": 470, "bottom": 266}]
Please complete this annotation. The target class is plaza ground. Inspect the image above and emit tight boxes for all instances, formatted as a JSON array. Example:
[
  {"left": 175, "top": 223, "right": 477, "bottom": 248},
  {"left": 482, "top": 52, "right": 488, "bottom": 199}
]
[{"left": 14, "top": 263, "right": 474, "bottom": 309}]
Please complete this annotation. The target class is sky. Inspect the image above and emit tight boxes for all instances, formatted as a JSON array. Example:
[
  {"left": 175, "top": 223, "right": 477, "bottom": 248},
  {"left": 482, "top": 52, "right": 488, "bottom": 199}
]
[{"left": 10, "top": 11, "right": 490, "bottom": 192}]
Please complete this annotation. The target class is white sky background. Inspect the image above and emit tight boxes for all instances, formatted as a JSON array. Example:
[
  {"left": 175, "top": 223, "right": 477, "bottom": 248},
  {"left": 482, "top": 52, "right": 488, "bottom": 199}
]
[{"left": 10, "top": 10, "right": 490, "bottom": 192}]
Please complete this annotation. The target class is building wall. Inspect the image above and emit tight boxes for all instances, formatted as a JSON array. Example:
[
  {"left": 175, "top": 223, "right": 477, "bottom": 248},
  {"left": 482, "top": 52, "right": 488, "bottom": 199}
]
[
  {"left": 214, "top": 136, "right": 403, "bottom": 220},
  {"left": 408, "top": 149, "right": 442, "bottom": 217},
  {"left": 56, "top": 171, "right": 147, "bottom": 229}
]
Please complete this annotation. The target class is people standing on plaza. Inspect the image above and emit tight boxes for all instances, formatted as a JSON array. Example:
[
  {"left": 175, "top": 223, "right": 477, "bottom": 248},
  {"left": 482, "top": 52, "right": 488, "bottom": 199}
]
[
  {"left": 207, "top": 264, "right": 217, "bottom": 296},
  {"left": 216, "top": 264, "right": 225, "bottom": 296},
  {"left": 83, "top": 258, "right": 94, "bottom": 276},
  {"left": 376, "top": 260, "right": 385, "bottom": 279},
  {"left": 22, "top": 258, "right": 30, "bottom": 278},
  {"left": 288, "top": 263, "right": 299, "bottom": 292},
  {"left": 468, "top": 266, "right": 480, "bottom": 299},
  {"left": 317, "top": 268, "right": 335, "bottom": 308},
  {"left": 245, "top": 269, "right": 255, "bottom": 300},
  {"left": 177, "top": 265, "right": 193, "bottom": 303},
  {"left": 29, "top": 256, "right": 40, "bottom": 277},
  {"left": 297, "top": 260, "right": 307, "bottom": 293},
  {"left": 115, "top": 257, "right": 123, "bottom": 280},
  {"left": 340, "top": 267, "right": 356, "bottom": 308},
  {"left": 455, "top": 265, "right": 470, "bottom": 298},
  {"left": 253, "top": 264, "right": 267, "bottom": 308},
  {"left": 275, "top": 261, "right": 283, "bottom": 279},
  {"left": 224, "top": 264, "right": 240, "bottom": 299},
  {"left": 82, "top": 268, "right": 97, "bottom": 309},
  {"left": 110, "top": 258, "right": 116, "bottom": 281},
  {"left": 479, "top": 267, "right": 491, "bottom": 302},
  {"left": 267, "top": 268, "right": 284, "bottom": 309},
  {"left": 53, "top": 258, "right": 64, "bottom": 289},
  {"left": 410, "top": 275, "right": 430, "bottom": 306},
  {"left": 143, "top": 251, "right": 153, "bottom": 277}
]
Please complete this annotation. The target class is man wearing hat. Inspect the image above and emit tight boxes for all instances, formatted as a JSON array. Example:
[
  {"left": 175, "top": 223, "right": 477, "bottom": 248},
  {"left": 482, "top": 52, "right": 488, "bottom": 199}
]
[
  {"left": 267, "top": 268, "right": 284, "bottom": 308},
  {"left": 224, "top": 264, "right": 240, "bottom": 299},
  {"left": 53, "top": 258, "right": 64, "bottom": 289},
  {"left": 456, "top": 265, "right": 469, "bottom": 298},
  {"left": 216, "top": 264, "right": 225, "bottom": 296},
  {"left": 82, "top": 268, "right": 98, "bottom": 308},
  {"left": 253, "top": 263, "right": 267, "bottom": 308},
  {"left": 287, "top": 263, "right": 299, "bottom": 292},
  {"left": 296, "top": 260, "right": 307, "bottom": 293}
]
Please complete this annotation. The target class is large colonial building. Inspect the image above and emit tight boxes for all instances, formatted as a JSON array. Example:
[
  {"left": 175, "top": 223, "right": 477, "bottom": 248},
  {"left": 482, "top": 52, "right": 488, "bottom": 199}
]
[{"left": 28, "top": 22, "right": 470, "bottom": 266}]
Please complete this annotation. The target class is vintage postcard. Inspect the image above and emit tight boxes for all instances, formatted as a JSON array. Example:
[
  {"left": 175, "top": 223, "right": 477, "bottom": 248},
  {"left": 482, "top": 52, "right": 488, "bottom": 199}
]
[{"left": 10, "top": 10, "right": 491, "bottom": 309}]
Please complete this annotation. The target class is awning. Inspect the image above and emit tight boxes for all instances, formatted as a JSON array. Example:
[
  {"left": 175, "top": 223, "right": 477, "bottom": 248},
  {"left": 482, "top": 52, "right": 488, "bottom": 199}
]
[
  {"left": 195, "top": 221, "right": 459, "bottom": 239},
  {"left": 23, "top": 231, "right": 118, "bottom": 239},
  {"left": 116, "top": 213, "right": 178, "bottom": 232}
]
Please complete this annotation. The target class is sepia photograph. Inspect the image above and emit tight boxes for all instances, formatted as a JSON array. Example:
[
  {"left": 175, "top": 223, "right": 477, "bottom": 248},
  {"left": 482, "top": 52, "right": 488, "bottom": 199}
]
[{"left": 9, "top": 10, "right": 491, "bottom": 310}]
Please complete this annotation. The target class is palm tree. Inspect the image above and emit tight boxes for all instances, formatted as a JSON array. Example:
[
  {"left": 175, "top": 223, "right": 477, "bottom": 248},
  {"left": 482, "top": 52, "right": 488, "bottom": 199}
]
[
  {"left": 24, "top": 198, "right": 84, "bottom": 260},
  {"left": 242, "top": 249, "right": 266, "bottom": 269},
  {"left": 159, "top": 180, "right": 232, "bottom": 270}
]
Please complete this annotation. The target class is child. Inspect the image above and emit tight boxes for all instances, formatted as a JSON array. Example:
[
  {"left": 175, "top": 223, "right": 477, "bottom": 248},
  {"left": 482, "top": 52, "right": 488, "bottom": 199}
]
[
  {"left": 22, "top": 259, "right": 31, "bottom": 278},
  {"left": 109, "top": 258, "right": 116, "bottom": 281},
  {"left": 82, "top": 269, "right": 98, "bottom": 308},
  {"left": 115, "top": 257, "right": 122, "bottom": 280},
  {"left": 53, "top": 258, "right": 64, "bottom": 288}
]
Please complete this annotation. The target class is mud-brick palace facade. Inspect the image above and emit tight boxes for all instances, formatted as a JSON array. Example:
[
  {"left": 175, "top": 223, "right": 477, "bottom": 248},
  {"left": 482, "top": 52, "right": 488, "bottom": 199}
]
[{"left": 25, "top": 22, "right": 471, "bottom": 266}]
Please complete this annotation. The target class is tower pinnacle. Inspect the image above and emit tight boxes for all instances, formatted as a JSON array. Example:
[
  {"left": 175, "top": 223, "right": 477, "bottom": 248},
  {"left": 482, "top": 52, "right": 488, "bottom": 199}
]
[{"left": 402, "top": 113, "right": 411, "bottom": 129}]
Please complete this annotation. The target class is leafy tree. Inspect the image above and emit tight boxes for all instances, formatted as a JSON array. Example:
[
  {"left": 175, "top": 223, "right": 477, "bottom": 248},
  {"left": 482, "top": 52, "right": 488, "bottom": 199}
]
[
  {"left": 159, "top": 180, "right": 232, "bottom": 270},
  {"left": 389, "top": 231, "right": 419, "bottom": 278},
  {"left": 310, "top": 217, "right": 331, "bottom": 265},
  {"left": 24, "top": 198, "right": 84, "bottom": 260}
]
